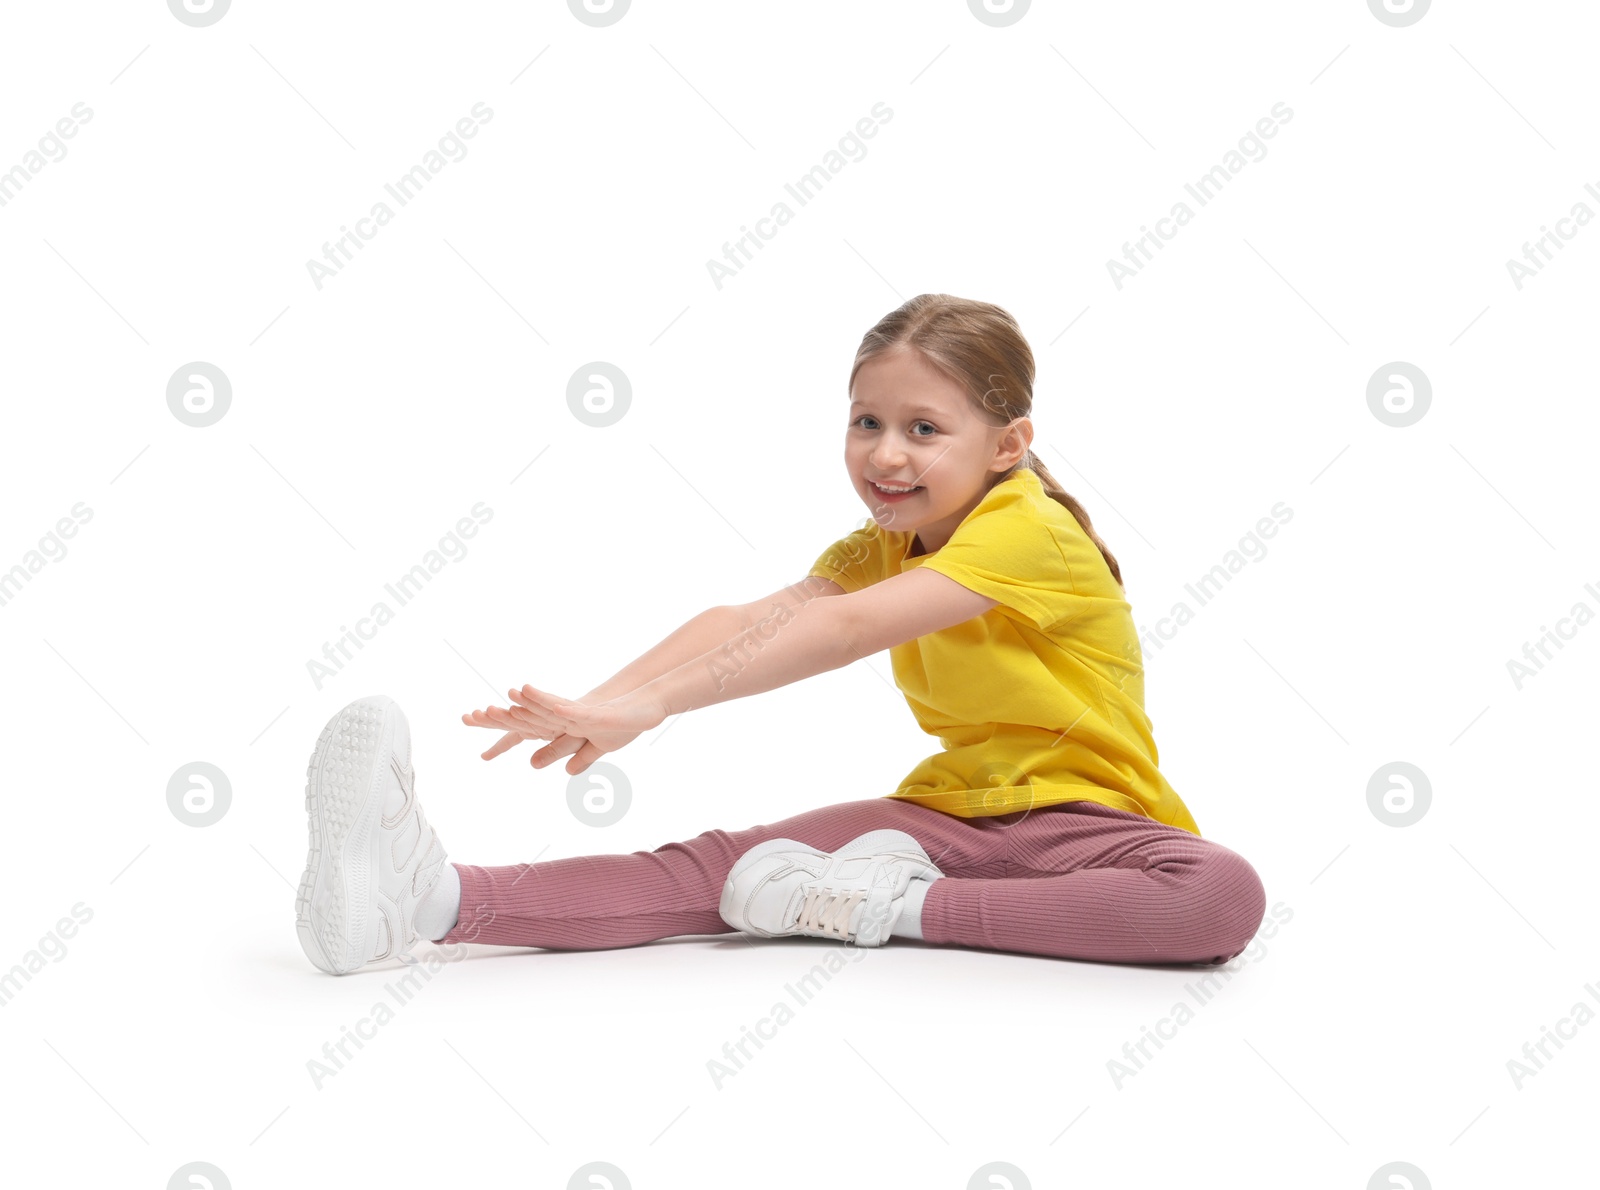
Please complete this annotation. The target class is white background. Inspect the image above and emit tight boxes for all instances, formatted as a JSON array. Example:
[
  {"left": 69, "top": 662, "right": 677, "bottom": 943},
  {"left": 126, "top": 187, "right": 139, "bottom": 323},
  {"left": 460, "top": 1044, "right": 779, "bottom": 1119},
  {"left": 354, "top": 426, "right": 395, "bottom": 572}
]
[{"left": 1, "top": 0, "right": 1595, "bottom": 1186}]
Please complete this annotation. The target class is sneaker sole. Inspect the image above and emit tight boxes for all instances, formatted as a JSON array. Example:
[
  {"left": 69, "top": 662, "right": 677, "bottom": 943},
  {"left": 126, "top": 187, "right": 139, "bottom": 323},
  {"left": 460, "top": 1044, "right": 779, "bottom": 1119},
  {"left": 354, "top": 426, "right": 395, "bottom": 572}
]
[
  {"left": 718, "top": 828, "right": 932, "bottom": 937},
  {"left": 295, "top": 695, "right": 399, "bottom": 975}
]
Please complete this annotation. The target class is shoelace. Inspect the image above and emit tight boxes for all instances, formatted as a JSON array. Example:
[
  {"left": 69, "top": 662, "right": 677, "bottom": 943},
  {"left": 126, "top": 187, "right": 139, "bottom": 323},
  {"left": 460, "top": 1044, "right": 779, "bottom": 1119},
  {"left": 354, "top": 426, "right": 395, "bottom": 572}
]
[
  {"left": 793, "top": 856, "right": 918, "bottom": 943},
  {"left": 794, "top": 885, "right": 867, "bottom": 940},
  {"left": 390, "top": 758, "right": 448, "bottom": 946}
]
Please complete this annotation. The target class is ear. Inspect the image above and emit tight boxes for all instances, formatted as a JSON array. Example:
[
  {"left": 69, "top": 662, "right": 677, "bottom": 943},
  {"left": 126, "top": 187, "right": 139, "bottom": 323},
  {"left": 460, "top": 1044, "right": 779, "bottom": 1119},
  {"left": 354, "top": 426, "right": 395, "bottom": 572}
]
[{"left": 994, "top": 416, "right": 1033, "bottom": 468}]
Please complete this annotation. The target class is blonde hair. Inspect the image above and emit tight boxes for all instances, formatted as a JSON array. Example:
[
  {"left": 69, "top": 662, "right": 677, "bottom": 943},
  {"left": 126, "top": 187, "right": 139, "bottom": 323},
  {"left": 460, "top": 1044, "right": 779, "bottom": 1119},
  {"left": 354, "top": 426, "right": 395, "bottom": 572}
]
[{"left": 849, "top": 293, "right": 1125, "bottom": 588}]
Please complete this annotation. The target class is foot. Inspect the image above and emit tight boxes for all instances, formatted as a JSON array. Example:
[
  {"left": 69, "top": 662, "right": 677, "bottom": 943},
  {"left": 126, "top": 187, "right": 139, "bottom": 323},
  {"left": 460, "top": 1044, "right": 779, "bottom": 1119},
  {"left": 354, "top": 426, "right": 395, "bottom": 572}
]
[
  {"left": 296, "top": 695, "right": 450, "bottom": 975},
  {"left": 718, "top": 829, "right": 942, "bottom": 948}
]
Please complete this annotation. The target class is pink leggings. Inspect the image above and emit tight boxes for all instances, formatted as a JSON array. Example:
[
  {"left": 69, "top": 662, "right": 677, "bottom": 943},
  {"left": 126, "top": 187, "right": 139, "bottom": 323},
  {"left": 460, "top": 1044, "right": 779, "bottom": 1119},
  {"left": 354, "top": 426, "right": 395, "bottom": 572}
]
[{"left": 437, "top": 795, "right": 1266, "bottom": 966}]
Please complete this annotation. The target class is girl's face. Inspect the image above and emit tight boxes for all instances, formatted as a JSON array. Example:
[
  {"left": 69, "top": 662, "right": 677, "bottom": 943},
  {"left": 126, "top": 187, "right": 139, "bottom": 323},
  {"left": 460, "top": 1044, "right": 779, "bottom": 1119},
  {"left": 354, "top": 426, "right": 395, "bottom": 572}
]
[{"left": 845, "top": 345, "right": 1032, "bottom": 554}]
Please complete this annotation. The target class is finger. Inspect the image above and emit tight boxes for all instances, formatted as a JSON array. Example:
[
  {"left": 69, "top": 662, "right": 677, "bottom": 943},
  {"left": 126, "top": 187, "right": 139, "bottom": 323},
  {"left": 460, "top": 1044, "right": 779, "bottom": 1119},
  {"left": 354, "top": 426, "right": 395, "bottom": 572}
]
[
  {"left": 475, "top": 703, "right": 530, "bottom": 728},
  {"left": 496, "top": 696, "right": 563, "bottom": 729},
  {"left": 465, "top": 707, "right": 525, "bottom": 732},
  {"left": 507, "top": 695, "right": 567, "bottom": 734},
  {"left": 483, "top": 705, "right": 556, "bottom": 737},
  {"left": 531, "top": 734, "right": 571, "bottom": 768},
  {"left": 566, "top": 738, "right": 605, "bottom": 775},
  {"left": 481, "top": 730, "right": 524, "bottom": 761},
  {"left": 507, "top": 687, "right": 547, "bottom": 710},
  {"left": 532, "top": 733, "right": 584, "bottom": 769},
  {"left": 466, "top": 708, "right": 550, "bottom": 746},
  {"left": 518, "top": 699, "right": 584, "bottom": 731},
  {"left": 515, "top": 684, "right": 566, "bottom": 710},
  {"left": 514, "top": 684, "right": 576, "bottom": 715}
]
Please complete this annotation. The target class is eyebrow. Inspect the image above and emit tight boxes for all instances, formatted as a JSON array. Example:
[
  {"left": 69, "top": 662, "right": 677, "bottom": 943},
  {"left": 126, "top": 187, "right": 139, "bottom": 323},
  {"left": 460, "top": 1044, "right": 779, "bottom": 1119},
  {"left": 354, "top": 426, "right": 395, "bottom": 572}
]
[{"left": 849, "top": 401, "right": 946, "bottom": 416}]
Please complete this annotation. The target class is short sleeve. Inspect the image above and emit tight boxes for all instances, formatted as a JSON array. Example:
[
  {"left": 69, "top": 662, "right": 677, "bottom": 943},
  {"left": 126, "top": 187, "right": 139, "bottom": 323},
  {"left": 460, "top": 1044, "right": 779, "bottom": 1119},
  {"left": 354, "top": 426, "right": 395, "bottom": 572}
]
[
  {"left": 808, "top": 520, "right": 890, "bottom": 593},
  {"left": 913, "top": 480, "right": 1100, "bottom": 632}
]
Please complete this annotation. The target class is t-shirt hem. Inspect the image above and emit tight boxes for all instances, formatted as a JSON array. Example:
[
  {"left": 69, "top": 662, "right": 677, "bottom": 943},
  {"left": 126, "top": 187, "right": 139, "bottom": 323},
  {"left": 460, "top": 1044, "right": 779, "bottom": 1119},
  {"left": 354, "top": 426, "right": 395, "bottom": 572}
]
[{"left": 884, "top": 787, "right": 1201, "bottom": 835}]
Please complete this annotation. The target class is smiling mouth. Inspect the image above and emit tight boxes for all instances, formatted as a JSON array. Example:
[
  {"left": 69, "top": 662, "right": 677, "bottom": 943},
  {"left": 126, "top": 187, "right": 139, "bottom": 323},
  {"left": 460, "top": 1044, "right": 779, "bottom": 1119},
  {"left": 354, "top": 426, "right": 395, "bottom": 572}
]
[{"left": 870, "top": 481, "right": 923, "bottom": 497}]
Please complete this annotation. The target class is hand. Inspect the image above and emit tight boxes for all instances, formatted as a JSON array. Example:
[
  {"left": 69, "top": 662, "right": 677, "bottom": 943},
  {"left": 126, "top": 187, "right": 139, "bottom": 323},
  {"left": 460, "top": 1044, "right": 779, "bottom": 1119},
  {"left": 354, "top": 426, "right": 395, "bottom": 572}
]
[
  {"left": 512, "top": 685, "right": 670, "bottom": 774},
  {"left": 510, "top": 684, "right": 604, "bottom": 772},
  {"left": 462, "top": 686, "right": 571, "bottom": 764},
  {"left": 460, "top": 684, "right": 665, "bottom": 777}
]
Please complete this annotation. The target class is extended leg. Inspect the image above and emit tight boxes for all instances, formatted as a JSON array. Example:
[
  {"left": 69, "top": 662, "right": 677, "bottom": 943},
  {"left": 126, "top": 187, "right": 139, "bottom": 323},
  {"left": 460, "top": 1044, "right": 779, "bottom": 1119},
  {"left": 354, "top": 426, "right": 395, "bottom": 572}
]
[{"left": 436, "top": 797, "right": 1007, "bottom": 951}]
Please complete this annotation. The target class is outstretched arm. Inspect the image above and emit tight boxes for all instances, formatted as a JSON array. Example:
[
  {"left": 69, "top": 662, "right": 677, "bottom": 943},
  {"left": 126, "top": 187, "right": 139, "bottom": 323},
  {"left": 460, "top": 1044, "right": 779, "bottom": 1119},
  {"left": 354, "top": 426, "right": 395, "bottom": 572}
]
[
  {"left": 513, "top": 567, "right": 998, "bottom": 772},
  {"left": 470, "top": 583, "right": 843, "bottom": 766},
  {"left": 471, "top": 603, "right": 758, "bottom": 765},
  {"left": 578, "top": 604, "right": 752, "bottom": 704},
  {"left": 647, "top": 567, "right": 999, "bottom": 713}
]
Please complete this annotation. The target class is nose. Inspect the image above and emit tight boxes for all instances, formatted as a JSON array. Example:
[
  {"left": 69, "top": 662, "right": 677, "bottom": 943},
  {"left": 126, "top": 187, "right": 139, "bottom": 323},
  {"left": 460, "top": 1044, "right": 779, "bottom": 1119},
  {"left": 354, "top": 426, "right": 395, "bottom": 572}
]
[{"left": 870, "top": 439, "right": 907, "bottom": 470}]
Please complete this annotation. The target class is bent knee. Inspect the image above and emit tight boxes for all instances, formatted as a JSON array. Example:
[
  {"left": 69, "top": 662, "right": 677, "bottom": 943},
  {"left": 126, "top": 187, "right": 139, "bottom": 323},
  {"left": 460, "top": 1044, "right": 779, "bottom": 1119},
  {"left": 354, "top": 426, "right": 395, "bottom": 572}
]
[{"left": 1186, "top": 847, "right": 1267, "bottom": 964}]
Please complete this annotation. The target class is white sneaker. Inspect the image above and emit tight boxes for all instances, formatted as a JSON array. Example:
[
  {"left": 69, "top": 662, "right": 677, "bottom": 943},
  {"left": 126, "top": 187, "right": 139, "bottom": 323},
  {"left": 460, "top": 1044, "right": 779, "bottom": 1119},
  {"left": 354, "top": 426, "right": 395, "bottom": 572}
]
[
  {"left": 718, "top": 829, "right": 942, "bottom": 948},
  {"left": 296, "top": 695, "right": 449, "bottom": 975}
]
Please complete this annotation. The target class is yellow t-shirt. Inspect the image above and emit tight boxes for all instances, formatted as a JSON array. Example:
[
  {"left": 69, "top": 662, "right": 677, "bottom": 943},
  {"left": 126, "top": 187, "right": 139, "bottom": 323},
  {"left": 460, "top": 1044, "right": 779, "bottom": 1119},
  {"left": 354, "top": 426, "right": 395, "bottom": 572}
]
[{"left": 808, "top": 467, "right": 1201, "bottom": 836}]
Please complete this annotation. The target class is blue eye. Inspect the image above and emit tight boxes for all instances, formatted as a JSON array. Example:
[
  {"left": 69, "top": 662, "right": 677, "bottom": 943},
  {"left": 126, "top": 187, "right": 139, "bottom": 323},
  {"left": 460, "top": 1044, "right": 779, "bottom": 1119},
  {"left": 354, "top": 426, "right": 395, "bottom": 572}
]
[{"left": 852, "top": 415, "right": 936, "bottom": 436}]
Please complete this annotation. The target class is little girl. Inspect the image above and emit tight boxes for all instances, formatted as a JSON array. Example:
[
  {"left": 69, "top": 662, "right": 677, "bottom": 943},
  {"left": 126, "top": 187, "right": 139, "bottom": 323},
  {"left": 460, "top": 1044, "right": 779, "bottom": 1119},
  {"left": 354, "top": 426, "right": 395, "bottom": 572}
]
[{"left": 295, "top": 293, "right": 1265, "bottom": 976}]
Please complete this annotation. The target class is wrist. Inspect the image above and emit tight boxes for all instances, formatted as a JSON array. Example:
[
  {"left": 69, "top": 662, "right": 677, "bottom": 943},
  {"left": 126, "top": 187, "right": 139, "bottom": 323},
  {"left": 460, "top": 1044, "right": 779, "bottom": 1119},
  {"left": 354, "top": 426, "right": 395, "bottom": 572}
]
[{"left": 635, "top": 678, "right": 678, "bottom": 719}]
